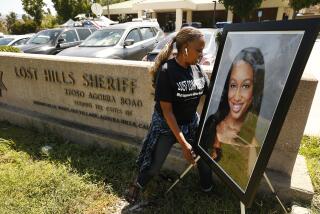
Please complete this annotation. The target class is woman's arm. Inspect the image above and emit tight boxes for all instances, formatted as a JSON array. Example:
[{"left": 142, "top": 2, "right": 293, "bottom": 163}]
[{"left": 160, "top": 101, "right": 195, "bottom": 164}]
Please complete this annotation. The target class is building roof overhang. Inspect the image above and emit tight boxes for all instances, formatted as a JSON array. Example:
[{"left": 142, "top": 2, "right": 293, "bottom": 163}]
[
  {"left": 102, "top": 0, "right": 291, "bottom": 15},
  {"left": 133, "top": 0, "right": 197, "bottom": 10}
]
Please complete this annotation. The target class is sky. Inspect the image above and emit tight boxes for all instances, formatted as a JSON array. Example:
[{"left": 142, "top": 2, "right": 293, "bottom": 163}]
[{"left": 0, "top": 0, "right": 56, "bottom": 17}]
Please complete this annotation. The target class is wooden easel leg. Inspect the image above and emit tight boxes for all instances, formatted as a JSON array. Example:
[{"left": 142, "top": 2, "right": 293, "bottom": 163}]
[
  {"left": 240, "top": 202, "right": 246, "bottom": 214},
  {"left": 263, "top": 172, "right": 288, "bottom": 213}
]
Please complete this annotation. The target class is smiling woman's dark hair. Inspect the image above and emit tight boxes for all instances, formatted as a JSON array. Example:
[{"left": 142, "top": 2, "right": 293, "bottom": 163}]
[
  {"left": 219, "top": 47, "right": 265, "bottom": 120},
  {"left": 201, "top": 47, "right": 265, "bottom": 158}
]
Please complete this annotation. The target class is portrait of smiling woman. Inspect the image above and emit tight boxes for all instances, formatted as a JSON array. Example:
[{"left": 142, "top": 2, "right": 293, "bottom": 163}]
[{"left": 201, "top": 47, "right": 265, "bottom": 190}]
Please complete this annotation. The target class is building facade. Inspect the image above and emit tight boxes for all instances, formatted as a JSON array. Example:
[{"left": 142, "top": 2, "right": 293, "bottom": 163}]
[
  {"left": 103, "top": 0, "right": 295, "bottom": 32},
  {"left": 297, "top": 4, "right": 320, "bottom": 19}
]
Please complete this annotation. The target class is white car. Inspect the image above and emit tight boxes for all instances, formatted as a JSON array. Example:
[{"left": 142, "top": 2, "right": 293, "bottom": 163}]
[
  {"left": 143, "top": 28, "right": 218, "bottom": 66},
  {"left": 0, "top": 34, "right": 34, "bottom": 46}
]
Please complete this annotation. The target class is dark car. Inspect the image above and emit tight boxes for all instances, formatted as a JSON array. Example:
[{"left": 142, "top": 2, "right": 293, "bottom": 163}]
[
  {"left": 215, "top": 21, "right": 232, "bottom": 29},
  {"left": 181, "top": 22, "right": 202, "bottom": 28},
  {"left": 58, "top": 21, "right": 164, "bottom": 60},
  {"left": 143, "top": 28, "right": 218, "bottom": 66},
  {"left": 17, "top": 27, "right": 96, "bottom": 55}
]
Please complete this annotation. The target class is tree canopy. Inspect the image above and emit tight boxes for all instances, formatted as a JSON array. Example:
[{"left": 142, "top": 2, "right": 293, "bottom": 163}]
[
  {"left": 290, "top": 0, "right": 320, "bottom": 12},
  {"left": 218, "top": 0, "right": 263, "bottom": 22},
  {"left": 22, "top": 0, "right": 46, "bottom": 26},
  {"left": 6, "top": 12, "right": 17, "bottom": 32},
  {"left": 51, "top": 0, "right": 91, "bottom": 23},
  {"left": 52, "top": 0, "right": 129, "bottom": 23}
]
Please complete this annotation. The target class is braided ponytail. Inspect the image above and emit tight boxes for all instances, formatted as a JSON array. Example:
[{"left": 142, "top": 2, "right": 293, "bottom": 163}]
[
  {"left": 149, "top": 37, "right": 176, "bottom": 88},
  {"left": 149, "top": 27, "right": 203, "bottom": 88}
]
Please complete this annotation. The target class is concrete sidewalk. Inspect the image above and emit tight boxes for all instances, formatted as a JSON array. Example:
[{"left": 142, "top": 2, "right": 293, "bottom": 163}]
[{"left": 303, "top": 39, "right": 320, "bottom": 137}]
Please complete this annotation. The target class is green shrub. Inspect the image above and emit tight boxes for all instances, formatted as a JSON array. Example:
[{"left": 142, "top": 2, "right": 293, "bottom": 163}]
[
  {"left": 11, "top": 20, "right": 37, "bottom": 35},
  {"left": 0, "top": 46, "right": 21, "bottom": 53},
  {"left": 41, "top": 15, "right": 59, "bottom": 29},
  {"left": 215, "top": 31, "right": 223, "bottom": 47}
]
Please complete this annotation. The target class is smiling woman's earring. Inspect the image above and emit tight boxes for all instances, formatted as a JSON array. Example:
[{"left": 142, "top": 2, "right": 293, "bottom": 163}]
[{"left": 185, "top": 48, "right": 188, "bottom": 56}]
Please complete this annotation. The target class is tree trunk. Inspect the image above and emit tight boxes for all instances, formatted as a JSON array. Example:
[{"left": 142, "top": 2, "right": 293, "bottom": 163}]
[
  {"left": 292, "top": 10, "right": 298, "bottom": 19},
  {"left": 107, "top": 0, "right": 110, "bottom": 19}
]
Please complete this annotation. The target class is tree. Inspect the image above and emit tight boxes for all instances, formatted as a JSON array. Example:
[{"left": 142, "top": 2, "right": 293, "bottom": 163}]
[
  {"left": 218, "top": 0, "right": 263, "bottom": 22},
  {"left": 0, "top": 22, "right": 7, "bottom": 34},
  {"left": 46, "top": 8, "right": 52, "bottom": 15},
  {"left": 52, "top": 0, "right": 91, "bottom": 23},
  {"left": 290, "top": 0, "right": 320, "bottom": 19},
  {"left": 0, "top": 13, "right": 6, "bottom": 33},
  {"left": 97, "top": 0, "right": 128, "bottom": 4},
  {"left": 11, "top": 20, "right": 37, "bottom": 34},
  {"left": 22, "top": 0, "right": 46, "bottom": 26},
  {"left": 41, "top": 14, "right": 58, "bottom": 29},
  {"left": 52, "top": 0, "right": 128, "bottom": 23},
  {"left": 22, "top": 14, "right": 32, "bottom": 22},
  {"left": 6, "top": 12, "right": 17, "bottom": 33}
]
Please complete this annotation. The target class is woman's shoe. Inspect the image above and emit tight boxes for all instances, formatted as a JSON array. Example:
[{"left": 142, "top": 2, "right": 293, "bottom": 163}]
[
  {"left": 125, "top": 182, "right": 141, "bottom": 204},
  {"left": 201, "top": 185, "right": 213, "bottom": 193}
]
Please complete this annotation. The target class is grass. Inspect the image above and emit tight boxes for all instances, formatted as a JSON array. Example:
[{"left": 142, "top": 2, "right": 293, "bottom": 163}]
[
  {"left": 0, "top": 121, "right": 317, "bottom": 213},
  {"left": 299, "top": 136, "right": 320, "bottom": 213}
]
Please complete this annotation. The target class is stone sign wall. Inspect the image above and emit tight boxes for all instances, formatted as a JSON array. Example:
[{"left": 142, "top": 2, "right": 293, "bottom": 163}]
[{"left": 0, "top": 53, "right": 154, "bottom": 139}]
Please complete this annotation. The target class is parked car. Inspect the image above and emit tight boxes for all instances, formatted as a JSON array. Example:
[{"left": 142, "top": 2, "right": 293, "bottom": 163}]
[
  {"left": 142, "top": 28, "right": 218, "bottom": 66},
  {"left": 17, "top": 27, "right": 96, "bottom": 55},
  {"left": 181, "top": 22, "right": 202, "bottom": 28},
  {"left": 57, "top": 21, "right": 164, "bottom": 60},
  {"left": 215, "top": 21, "right": 232, "bottom": 29},
  {"left": 0, "top": 34, "right": 34, "bottom": 46}
]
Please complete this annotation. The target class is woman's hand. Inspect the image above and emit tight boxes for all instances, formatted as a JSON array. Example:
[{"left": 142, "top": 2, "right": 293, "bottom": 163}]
[
  {"left": 182, "top": 142, "right": 196, "bottom": 164},
  {"left": 160, "top": 101, "right": 196, "bottom": 164}
]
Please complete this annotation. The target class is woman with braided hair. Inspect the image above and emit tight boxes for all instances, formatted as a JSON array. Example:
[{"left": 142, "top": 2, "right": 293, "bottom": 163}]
[{"left": 125, "top": 27, "right": 214, "bottom": 203}]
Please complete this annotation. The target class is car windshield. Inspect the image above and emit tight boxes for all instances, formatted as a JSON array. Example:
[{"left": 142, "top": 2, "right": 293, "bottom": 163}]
[
  {"left": 154, "top": 33, "right": 176, "bottom": 51},
  {"left": 28, "top": 30, "right": 61, "bottom": 45},
  {"left": 154, "top": 32, "right": 213, "bottom": 52},
  {"left": 0, "top": 38, "right": 14, "bottom": 45},
  {"left": 203, "top": 33, "right": 212, "bottom": 51},
  {"left": 80, "top": 29, "right": 124, "bottom": 47}
]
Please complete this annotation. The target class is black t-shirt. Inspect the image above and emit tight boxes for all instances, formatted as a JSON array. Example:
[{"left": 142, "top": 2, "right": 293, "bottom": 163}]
[{"left": 154, "top": 58, "right": 210, "bottom": 124}]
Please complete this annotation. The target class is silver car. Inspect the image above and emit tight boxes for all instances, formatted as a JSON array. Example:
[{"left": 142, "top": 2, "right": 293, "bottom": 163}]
[
  {"left": 142, "top": 28, "right": 218, "bottom": 67},
  {"left": 0, "top": 34, "right": 34, "bottom": 46},
  {"left": 57, "top": 21, "right": 164, "bottom": 60}
]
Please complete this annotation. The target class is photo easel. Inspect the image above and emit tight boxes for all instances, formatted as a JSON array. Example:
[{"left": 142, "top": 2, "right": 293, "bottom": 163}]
[
  {"left": 240, "top": 172, "right": 288, "bottom": 214},
  {"left": 166, "top": 158, "right": 289, "bottom": 213}
]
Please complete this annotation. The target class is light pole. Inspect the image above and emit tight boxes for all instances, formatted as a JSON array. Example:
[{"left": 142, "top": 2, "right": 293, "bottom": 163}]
[
  {"left": 257, "top": 10, "right": 262, "bottom": 22},
  {"left": 213, "top": 0, "right": 217, "bottom": 27},
  {"left": 107, "top": 0, "right": 110, "bottom": 19}
]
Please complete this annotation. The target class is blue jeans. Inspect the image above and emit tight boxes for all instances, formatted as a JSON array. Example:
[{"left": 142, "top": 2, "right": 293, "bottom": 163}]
[{"left": 136, "top": 132, "right": 214, "bottom": 190}]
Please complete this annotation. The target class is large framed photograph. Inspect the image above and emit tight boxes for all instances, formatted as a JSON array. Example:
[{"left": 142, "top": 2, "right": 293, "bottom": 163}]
[{"left": 195, "top": 19, "right": 320, "bottom": 207}]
